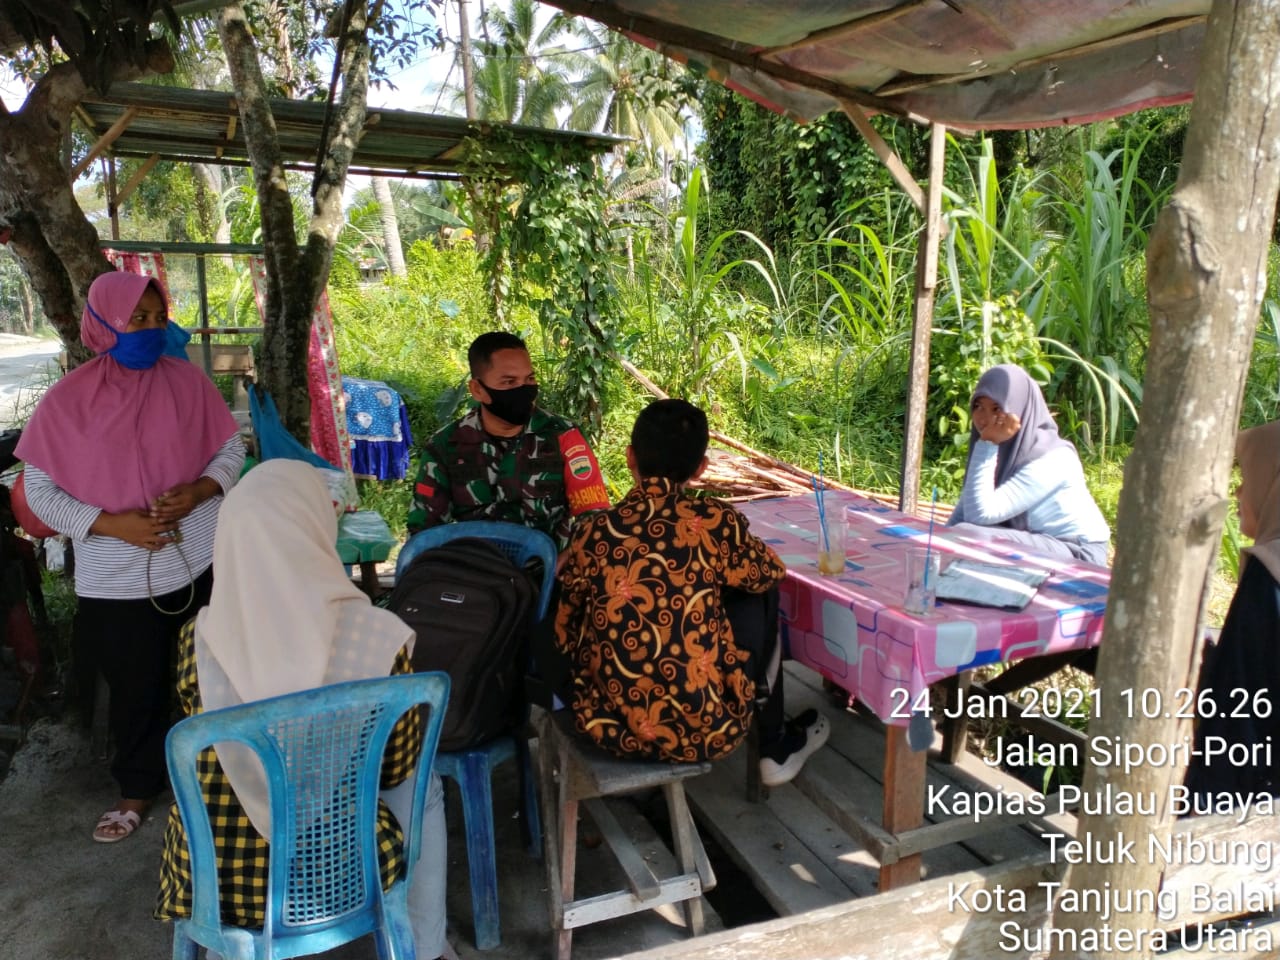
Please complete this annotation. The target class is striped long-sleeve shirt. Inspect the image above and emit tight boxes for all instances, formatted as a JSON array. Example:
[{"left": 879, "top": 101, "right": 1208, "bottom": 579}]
[{"left": 23, "top": 435, "right": 245, "bottom": 600}]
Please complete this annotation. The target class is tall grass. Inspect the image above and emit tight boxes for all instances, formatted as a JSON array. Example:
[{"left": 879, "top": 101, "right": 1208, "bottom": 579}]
[
  {"left": 1038, "top": 130, "right": 1169, "bottom": 453},
  {"left": 620, "top": 167, "right": 782, "bottom": 403}
]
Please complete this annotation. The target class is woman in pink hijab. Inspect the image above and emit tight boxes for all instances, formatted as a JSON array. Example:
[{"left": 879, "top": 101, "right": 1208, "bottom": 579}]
[{"left": 15, "top": 271, "right": 244, "bottom": 843}]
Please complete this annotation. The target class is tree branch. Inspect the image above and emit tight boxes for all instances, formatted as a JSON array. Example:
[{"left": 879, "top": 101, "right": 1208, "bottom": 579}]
[{"left": 303, "top": 0, "right": 371, "bottom": 287}]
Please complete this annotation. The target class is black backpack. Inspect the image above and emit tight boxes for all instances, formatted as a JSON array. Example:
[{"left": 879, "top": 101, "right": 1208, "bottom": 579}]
[{"left": 385, "top": 537, "right": 538, "bottom": 752}]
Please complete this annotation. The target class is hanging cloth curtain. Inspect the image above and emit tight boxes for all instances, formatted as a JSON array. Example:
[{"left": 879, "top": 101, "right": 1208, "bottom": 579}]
[
  {"left": 103, "top": 248, "right": 169, "bottom": 290},
  {"left": 247, "top": 257, "right": 353, "bottom": 477}
]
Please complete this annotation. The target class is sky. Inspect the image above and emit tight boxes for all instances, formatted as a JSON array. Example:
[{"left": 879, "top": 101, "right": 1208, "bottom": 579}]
[
  {"left": 0, "top": 3, "right": 701, "bottom": 203},
  {"left": 0, "top": 4, "right": 468, "bottom": 204},
  {"left": 0, "top": 4, "right": 459, "bottom": 114}
]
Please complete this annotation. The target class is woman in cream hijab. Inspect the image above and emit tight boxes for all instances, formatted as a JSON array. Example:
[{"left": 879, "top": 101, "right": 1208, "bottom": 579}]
[
  {"left": 155, "top": 460, "right": 453, "bottom": 959},
  {"left": 1184, "top": 420, "right": 1280, "bottom": 799}
]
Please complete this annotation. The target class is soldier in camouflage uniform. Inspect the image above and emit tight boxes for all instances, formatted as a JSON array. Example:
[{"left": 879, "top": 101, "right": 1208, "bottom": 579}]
[{"left": 407, "top": 332, "right": 610, "bottom": 551}]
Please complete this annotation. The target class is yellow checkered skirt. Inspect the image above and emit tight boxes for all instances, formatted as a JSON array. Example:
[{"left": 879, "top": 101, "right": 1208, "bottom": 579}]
[{"left": 155, "top": 622, "right": 421, "bottom": 928}]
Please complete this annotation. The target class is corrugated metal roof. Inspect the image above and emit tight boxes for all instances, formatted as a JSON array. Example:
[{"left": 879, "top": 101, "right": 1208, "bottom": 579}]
[
  {"left": 77, "top": 82, "right": 624, "bottom": 180},
  {"left": 542, "top": 0, "right": 1210, "bottom": 129}
]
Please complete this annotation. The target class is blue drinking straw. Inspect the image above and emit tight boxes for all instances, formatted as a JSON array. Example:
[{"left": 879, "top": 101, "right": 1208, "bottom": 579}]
[
  {"left": 818, "top": 452, "right": 829, "bottom": 549},
  {"left": 812, "top": 474, "right": 829, "bottom": 552},
  {"left": 923, "top": 485, "right": 939, "bottom": 590}
]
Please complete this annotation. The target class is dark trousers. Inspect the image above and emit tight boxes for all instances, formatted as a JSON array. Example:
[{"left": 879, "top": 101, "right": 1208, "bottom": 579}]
[
  {"left": 76, "top": 568, "right": 213, "bottom": 799},
  {"left": 724, "top": 586, "right": 785, "bottom": 745}
]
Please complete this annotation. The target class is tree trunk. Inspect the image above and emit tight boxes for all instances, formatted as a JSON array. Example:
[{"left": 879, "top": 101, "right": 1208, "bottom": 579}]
[
  {"left": 0, "top": 51, "right": 171, "bottom": 366},
  {"left": 218, "top": 0, "right": 370, "bottom": 443},
  {"left": 18, "top": 276, "right": 33, "bottom": 335},
  {"left": 267, "top": 1, "right": 299, "bottom": 98},
  {"left": 372, "top": 175, "right": 406, "bottom": 277},
  {"left": 1049, "top": 1, "right": 1280, "bottom": 957},
  {"left": 193, "top": 162, "right": 233, "bottom": 249},
  {"left": 18, "top": 273, "right": 34, "bottom": 335}
]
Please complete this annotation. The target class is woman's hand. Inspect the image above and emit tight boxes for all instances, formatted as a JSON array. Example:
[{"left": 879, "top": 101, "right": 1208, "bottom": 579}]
[
  {"left": 979, "top": 410, "right": 1022, "bottom": 444},
  {"left": 150, "top": 478, "right": 220, "bottom": 523},
  {"left": 91, "top": 509, "right": 179, "bottom": 551}
]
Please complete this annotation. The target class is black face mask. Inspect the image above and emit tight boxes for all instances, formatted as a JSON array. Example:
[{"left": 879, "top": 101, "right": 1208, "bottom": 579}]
[{"left": 481, "top": 383, "right": 538, "bottom": 426}]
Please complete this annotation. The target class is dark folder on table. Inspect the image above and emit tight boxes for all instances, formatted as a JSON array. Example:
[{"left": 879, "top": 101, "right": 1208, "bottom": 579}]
[{"left": 934, "top": 559, "right": 1051, "bottom": 611}]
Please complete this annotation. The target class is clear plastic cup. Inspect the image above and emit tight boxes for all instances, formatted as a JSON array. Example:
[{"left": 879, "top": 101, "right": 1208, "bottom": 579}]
[
  {"left": 817, "top": 511, "right": 849, "bottom": 576},
  {"left": 904, "top": 546, "right": 940, "bottom": 613}
]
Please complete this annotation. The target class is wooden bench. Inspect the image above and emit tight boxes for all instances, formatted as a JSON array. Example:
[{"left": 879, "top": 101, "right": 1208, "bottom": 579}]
[{"left": 535, "top": 708, "right": 716, "bottom": 960}]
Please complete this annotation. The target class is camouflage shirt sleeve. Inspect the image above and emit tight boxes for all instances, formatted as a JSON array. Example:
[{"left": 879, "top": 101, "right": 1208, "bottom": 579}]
[{"left": 407, "top": 433, "right": 453, "bottom": 535}]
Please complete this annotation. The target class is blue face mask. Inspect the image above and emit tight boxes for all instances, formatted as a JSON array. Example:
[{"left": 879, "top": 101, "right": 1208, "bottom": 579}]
[
  {"left": 163, "top": 322, "right": 192, "bottom": 359},
  {"left": 108, "top": 326, "right": 168, "bottom": 369}
]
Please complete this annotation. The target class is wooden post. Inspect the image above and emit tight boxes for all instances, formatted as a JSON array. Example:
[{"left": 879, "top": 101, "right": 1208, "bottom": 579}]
[
  {"left": 897, "top": 122, "right": 945, "bottom": 516},
  {"left": 841, "top": 102, "right": 925, "bottom": 212},
  {"left": 1050, "top": 1, "right": 1280, "bottom": 956},
  {"left": 103, "top": 157, "right": 120, "bottom": 241},
  {"left": 878, "top": 726, "right": 928, "bottom": 890}
]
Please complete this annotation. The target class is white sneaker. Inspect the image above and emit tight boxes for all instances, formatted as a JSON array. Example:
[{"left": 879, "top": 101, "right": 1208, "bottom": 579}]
[{"left": 759, "top": 712, "right": 830, "bottom": 787}]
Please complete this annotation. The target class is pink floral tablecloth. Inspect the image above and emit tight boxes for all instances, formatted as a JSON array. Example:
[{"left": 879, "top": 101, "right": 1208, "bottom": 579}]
[{"left": 737, "top": 492, "right": 1109, "bottom": 725}]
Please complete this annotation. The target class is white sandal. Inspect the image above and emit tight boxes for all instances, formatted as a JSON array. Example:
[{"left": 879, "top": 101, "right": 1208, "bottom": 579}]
[{"left": 92, "top": 808, "right": 142, "bottom": 843}]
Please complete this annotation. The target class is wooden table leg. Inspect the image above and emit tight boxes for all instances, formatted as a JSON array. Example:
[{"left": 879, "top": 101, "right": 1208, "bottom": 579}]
[
  {"left": 879, "top": 725, "right": 927, "bottom": 891},
  {"left": 359, "top": 560, "right": 381, "bottom": 597}
]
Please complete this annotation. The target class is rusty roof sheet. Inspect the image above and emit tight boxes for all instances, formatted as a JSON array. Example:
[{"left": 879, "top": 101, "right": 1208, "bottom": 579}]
[
  {"left": 77, "top": 82, "right": 624, "bottom": 180},
  {"left": 542, "top": 0, "right": 1210, "bottom": 129}
]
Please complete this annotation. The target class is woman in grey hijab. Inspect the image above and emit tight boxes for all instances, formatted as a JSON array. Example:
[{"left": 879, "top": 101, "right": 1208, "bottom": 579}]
[{"left": 947, "top": 364, "right": 1110, "bottom": 566}]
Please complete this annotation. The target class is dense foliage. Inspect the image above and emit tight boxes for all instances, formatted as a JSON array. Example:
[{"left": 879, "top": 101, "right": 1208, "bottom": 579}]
[{"left": 2, "top": 3, "right": 1276, "bottom": 591}]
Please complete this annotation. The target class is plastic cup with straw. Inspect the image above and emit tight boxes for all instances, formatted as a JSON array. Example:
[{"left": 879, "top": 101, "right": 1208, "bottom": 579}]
[
  {"left": 905, "top": 486, "right": 941, "bottom": 614},
  {"left": 923, "top": 485, "right": 939, "bottom": 593},
  {"left": 815, "top": 457, "right": 846, "bottom": 575}
]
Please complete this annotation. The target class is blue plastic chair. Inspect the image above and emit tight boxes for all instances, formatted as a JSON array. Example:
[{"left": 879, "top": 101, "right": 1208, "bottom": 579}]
[
  {"left": 396, "top": 521, "right": 556, "bottom": 950},
  {"left": 165, "top": 673, "right": 450, "bottom": 960}
]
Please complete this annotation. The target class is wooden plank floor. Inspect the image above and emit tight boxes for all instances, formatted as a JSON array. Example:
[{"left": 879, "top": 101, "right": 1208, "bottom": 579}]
[{"left": 684, "top": 662, "right": 1079, "bottom": 915}]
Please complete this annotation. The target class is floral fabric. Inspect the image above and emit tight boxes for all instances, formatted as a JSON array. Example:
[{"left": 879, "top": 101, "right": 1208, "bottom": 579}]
[{"left": 554, "top": 477, "right": 786, "bottom": 762}]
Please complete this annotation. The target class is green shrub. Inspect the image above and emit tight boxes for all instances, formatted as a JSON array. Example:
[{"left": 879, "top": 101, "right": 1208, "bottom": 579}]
[{"left": 329, "top": 241, "right": 500, "bottom": 443}]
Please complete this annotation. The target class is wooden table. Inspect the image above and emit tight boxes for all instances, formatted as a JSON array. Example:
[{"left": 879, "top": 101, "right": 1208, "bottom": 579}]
[{"left": 737, "top": 492, "right": 1109, "bottom": 889}]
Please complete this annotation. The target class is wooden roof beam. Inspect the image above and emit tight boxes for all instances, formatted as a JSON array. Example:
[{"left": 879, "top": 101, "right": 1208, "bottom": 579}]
[
  {"left": 114, "top": 153, "right": 161, "bottom": 207},
  {"left": 107, "top": 150, "right": 464, "bottom": 181},
  {"left": 840, "top": 101, "right": 924, "bottom": 212},
  {"left": 70, "top": 106, "right": 138, "bottom": 180},
  {"left": 218, "top": 115, "right": 237, "bottom": 159},
  {"left": 875, "top": 14, "right": 1205, "bottom": 97},
  {"left": 541, "top": 0, "right": 926, "bottom": 123},
  {"left": 762, "top": 0, "right": 936, "bottom": 58}
]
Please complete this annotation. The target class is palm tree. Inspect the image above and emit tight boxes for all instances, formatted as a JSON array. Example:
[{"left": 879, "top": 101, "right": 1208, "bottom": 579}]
[
  {"left": 453, "top": 0, "right": 573, "bottom": 125},
  {"left": 560, "top": 22, "right": 691, "bottom": 160}
]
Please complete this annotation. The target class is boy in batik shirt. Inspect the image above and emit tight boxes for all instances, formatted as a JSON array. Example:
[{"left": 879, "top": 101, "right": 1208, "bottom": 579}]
[{"left": 555, "top": 399, "right": 828, "bottom": 784}]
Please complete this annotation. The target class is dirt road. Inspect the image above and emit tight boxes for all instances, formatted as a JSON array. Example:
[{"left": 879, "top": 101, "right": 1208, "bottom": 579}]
[{"left": 0, "top": 334, "right": 60, "bottom": 429}]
